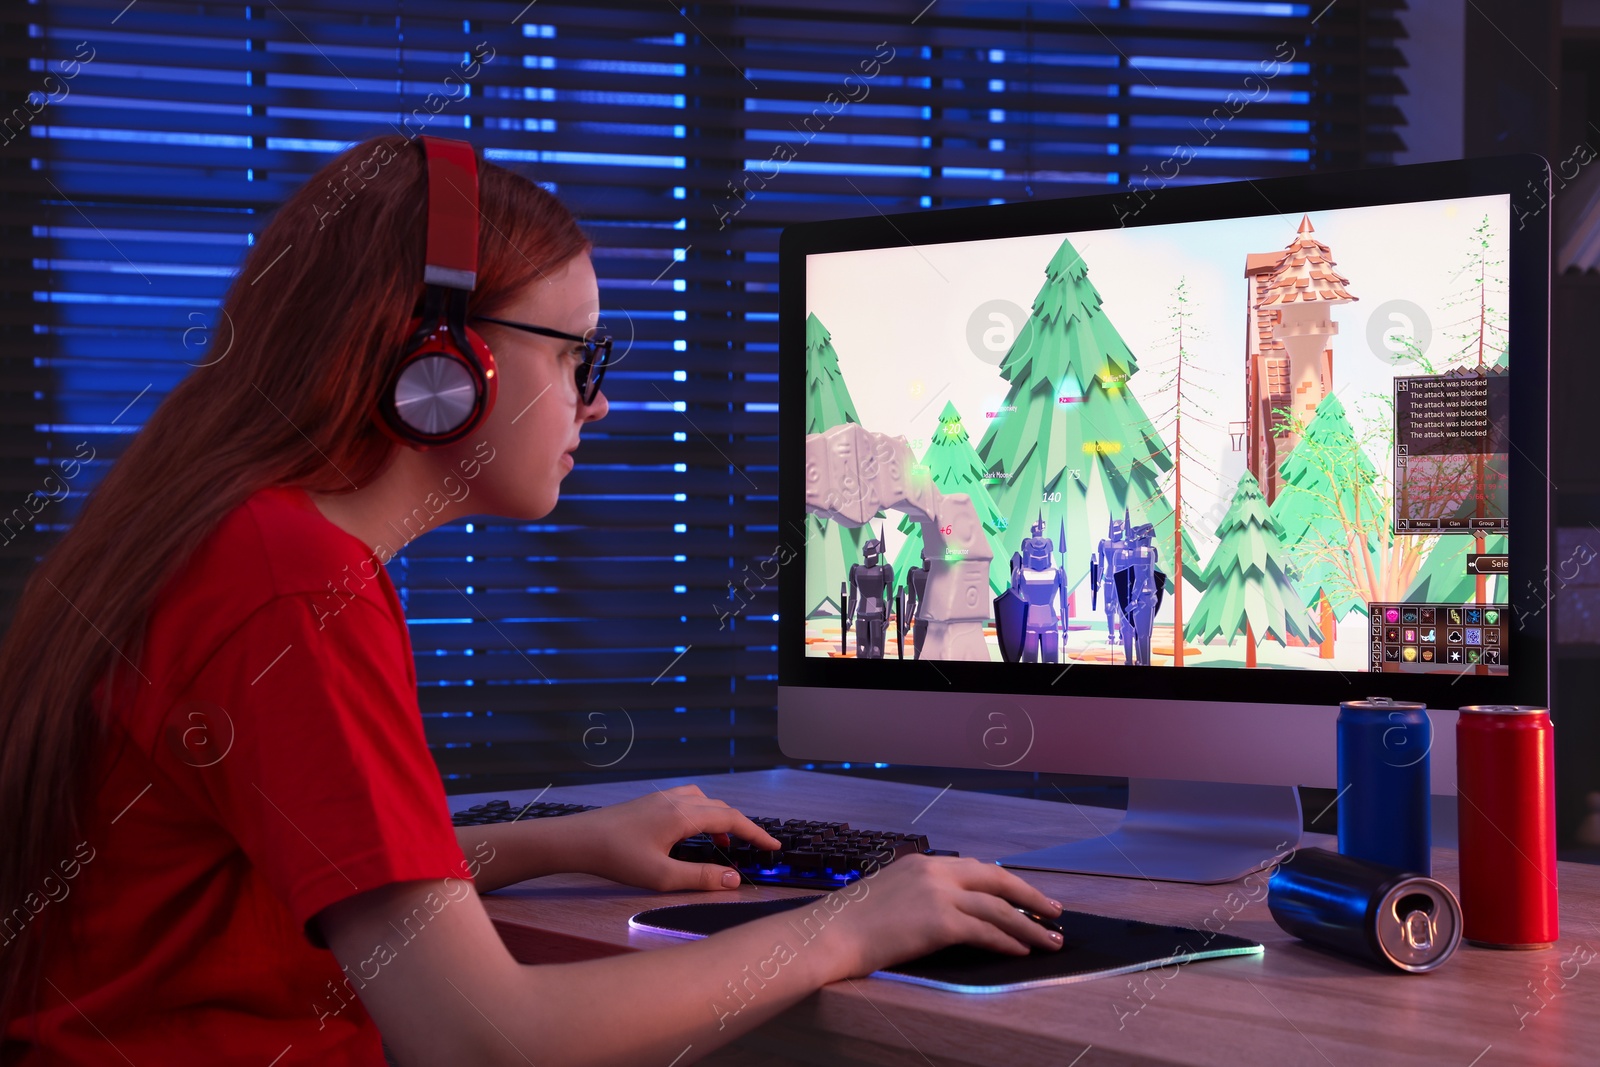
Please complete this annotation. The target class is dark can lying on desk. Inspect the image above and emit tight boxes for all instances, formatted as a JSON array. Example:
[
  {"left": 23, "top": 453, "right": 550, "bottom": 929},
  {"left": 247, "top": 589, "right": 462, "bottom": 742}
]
[{"left": 1267, "top": 847, "right": 1462, "bottom": 972}]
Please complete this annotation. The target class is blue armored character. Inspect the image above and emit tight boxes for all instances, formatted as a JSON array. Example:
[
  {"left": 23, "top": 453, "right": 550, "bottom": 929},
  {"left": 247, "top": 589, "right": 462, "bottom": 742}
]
[
  {"left": 1090, "top": 511, "right": 1129, "bottom": 649},
  {"left": 1090, "top": 509, "right": 1168, "bottom": 666},
  {"left": 1002, "top": 512, "right": 1071, "bottom": 663},
  {"left": 842, "top": 524, "right": 896, "bottom": 659}
]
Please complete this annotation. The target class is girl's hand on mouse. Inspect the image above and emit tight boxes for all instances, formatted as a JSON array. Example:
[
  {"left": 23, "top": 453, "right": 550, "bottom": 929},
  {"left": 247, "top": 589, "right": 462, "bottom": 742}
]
[
  {"left": 817, "top": 854, "right": 1065, "bottom": 980},
  {"left": 576, "top": 784, "right": 781, "bottom": 892}
]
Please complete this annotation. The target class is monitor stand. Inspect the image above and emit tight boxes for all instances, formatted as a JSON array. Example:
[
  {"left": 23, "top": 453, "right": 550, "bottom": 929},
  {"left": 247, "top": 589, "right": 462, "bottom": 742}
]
[{"left": 996, "top": 778, "right": 1304, "bottom": 885}]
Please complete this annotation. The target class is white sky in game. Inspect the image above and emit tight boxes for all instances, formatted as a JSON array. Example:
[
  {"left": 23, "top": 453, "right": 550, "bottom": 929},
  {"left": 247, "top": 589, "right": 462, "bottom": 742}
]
[{"left": 806, "top": 193, "right": 1511, "bottom": 565}]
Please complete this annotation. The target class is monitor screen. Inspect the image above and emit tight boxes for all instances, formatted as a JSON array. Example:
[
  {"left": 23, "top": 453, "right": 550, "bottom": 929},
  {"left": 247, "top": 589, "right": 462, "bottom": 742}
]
[{"left": 801, "top": 194, "right": 1513, "bottom": 677}]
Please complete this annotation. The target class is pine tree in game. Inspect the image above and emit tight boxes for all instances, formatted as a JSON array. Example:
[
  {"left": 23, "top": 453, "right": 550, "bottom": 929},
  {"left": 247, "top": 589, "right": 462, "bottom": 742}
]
[
  {"left": 1351, "top": 215, "right": 1511, "bottom": 619},
  {"left": 804, "top": 312, "right": 871, "bottom": 617},
  {"left": 1427, "top": 215, "right": 1510, "bottom": 618},
  {"left": 891, "top": 401, "right": 1011, "bottom": 595},
  {"left": 1270, "top": 393, "right": 1386, "bottom": 657},
  {"left": 1185, "top": 470, "right": 1321, "bottom": 667},
  {"left": 1148, "top": 276, "right": 1222, "bottom": 665},
  {"left": 974, "top": 238, "right": 1206, "bottom": 599},
  {"left": 1267, "top": 358, "right": 1510, "bottom": 625},
  {"left": 1269, "top": 394, "right": 1431, "bottom": 607}
]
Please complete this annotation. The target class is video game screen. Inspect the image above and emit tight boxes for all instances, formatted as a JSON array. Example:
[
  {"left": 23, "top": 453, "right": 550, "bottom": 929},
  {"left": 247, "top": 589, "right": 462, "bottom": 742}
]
[{"left": 803, "top": 194, "right": 1511, "bottom": 675}]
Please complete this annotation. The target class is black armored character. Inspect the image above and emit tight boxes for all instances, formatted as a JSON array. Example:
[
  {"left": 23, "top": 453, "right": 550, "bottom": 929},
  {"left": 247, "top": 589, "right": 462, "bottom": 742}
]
[
  {"left": 902, "top": 547, "right": 931, "bottom": 659},
  {"left": 842, "top": 524, "right": 895, "bottom": 659}
]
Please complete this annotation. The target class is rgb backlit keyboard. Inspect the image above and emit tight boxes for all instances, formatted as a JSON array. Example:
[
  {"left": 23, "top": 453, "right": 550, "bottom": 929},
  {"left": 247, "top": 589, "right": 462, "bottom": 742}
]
[{"left": 450, "top": 798, "right": 957, "bottom": 888}]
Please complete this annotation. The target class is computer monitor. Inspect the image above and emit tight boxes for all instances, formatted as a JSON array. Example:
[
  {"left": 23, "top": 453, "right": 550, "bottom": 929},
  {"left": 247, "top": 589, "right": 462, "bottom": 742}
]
[{"left": 777, "top": 155, "right": 1552, "bottom": 884}]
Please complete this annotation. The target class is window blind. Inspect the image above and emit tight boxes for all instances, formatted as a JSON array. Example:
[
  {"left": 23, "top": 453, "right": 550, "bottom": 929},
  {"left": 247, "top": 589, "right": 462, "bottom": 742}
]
[{"left": 0, "top": 0, "right": 1405, "bottom": 795}]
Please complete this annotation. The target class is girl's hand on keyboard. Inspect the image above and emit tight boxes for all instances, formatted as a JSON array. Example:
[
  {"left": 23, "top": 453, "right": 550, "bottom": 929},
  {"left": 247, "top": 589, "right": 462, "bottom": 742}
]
[{"left": 581, "top": 784, "right": 782, "bottom": 892}]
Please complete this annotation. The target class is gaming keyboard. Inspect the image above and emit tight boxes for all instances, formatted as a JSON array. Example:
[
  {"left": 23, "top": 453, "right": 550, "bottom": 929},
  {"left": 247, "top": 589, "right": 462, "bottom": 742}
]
[{"left": 450, "top": 798, "right": 958, "bottom": 888}]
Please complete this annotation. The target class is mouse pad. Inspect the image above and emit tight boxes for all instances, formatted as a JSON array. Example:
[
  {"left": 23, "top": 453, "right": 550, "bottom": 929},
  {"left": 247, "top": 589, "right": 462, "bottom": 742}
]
[{"left": 630, "top": 894, "right": 1263, "bottom": 994}]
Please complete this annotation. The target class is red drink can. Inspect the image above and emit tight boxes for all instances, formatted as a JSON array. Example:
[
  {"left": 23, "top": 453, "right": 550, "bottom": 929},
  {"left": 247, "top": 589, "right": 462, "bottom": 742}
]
[{"left": 1456, "top": 705, "right": 1558, "bottom": 949}]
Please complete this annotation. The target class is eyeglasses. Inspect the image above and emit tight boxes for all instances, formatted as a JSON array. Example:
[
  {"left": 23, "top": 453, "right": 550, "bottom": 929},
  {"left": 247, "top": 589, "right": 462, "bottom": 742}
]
[{"left": 470, "top": 315, "right": 612, "bottom": 405}]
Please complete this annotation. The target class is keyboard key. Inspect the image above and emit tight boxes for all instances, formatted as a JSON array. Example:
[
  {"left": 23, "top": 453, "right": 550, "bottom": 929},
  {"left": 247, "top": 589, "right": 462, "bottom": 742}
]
[{"left": 789, "top": 851, "right": 824, "bottom": 877}]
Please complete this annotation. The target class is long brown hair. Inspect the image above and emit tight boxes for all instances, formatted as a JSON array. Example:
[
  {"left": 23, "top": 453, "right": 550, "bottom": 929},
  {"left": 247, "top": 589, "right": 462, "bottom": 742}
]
[{"left": 0, "top": 133, "right": 589, "bottom": 1029}]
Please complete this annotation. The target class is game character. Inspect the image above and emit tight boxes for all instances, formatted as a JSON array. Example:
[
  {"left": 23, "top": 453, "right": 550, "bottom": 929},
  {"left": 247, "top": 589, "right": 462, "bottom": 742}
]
[
  {"left": 1090, "top": 511, "right": 1129, "bottom": 650},
  {"left": 1092, "top": 509, "right": 1168, "bottom": 665},
  {"left": 903, "top": 548, "right": 930, "bottom": 659},
  {"left": 843, "top": 523, "right": 896, "bottom": 659},
  {"left": 1006, "top": 511, "right": 1071, "bottom": 663}
]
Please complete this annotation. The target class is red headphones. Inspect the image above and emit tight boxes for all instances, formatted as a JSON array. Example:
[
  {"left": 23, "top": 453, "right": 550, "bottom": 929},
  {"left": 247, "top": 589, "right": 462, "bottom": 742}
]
[{"left": 374, "top": 135, "right": 498, "bottom": 449}]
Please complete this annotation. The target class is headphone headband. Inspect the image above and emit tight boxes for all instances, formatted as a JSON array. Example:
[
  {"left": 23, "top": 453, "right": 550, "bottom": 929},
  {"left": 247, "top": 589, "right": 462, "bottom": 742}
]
[
  {"left": 372, "top": 135, "right": 497, "bottom": 449},
  {"left": 420, "top": 136, "right": 479, "bottom": 290}
]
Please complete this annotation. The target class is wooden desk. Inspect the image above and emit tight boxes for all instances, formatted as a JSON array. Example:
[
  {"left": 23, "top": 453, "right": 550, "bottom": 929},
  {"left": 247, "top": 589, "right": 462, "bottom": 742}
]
[{"left": 463, "top": 769, "right": 1600, "bottom": 1066}]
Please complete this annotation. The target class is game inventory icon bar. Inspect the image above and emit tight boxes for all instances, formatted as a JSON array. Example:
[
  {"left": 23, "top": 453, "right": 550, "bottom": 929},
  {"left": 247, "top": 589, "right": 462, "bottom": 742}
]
[{"left": 1368, "top": 602, "right": 1508, "bottom": 673}]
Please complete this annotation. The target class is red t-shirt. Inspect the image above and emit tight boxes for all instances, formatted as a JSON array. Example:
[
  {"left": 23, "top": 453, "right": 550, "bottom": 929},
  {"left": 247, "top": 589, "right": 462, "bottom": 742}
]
[{"left": 4, "top": 485, "right": 470, "bottom": 1065}]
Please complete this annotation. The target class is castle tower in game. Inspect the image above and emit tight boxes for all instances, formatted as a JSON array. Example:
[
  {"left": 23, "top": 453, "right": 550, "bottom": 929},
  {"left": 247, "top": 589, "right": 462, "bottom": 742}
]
[{"left": 1243, "top": 215, "right": 1357, "bottom": 503}]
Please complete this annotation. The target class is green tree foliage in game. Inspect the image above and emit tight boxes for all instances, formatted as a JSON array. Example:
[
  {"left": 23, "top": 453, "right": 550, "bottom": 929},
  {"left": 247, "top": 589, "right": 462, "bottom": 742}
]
[
  {"left": 892, "top": 401, "right": 1010, "bottom": 595},
  {"left": 804, "top": 312, "right": 871, "bottom": 617},
  {"left": 1186, "top": 470, "right": 1321, "bottom": 667},
  {"left": 1270, "top": 393, "right": 1386, "bottom": 644},
  {"left": 975, "top": 238, "right": 1206, "bottom": 598},
  {"left": 1405, "top": 533, "right": 1508, "bottom": 603}
]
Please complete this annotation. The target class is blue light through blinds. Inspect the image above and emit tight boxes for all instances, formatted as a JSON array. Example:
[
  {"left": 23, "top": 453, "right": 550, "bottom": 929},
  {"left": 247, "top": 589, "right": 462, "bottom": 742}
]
[{"left": 4, "top": 0, "right": 1404, "bottom": 792}]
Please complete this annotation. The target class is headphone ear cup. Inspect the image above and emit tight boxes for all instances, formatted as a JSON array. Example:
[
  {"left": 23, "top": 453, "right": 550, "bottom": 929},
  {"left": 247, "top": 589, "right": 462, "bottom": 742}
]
[
  {"left": 463, "top": 321, "right": 497, "bottom": 414},
  {"left": 377, "top": 318, "right": 498, "bottom": 447}
]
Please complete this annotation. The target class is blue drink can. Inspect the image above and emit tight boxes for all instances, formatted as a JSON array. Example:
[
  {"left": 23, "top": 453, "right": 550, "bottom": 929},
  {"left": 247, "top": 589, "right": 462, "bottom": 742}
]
[
  {"left": 1268, "top": 846, "right": 1461, "bottom": 972},
  {"left": 1337, "top": 696, "right": 1431, "bottom": 876}
]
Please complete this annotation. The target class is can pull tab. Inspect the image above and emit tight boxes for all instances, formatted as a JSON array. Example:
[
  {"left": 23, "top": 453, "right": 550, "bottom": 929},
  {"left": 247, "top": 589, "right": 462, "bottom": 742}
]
[{"left": 1401, "top": 909, "right": 1434, "bottom": 951}]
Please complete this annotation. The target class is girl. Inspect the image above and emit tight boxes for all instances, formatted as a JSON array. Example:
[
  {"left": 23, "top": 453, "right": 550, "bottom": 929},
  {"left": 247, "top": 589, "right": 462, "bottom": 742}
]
[{"left": 0, "top": 134, "right": 1062, "bottom": 1066}]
